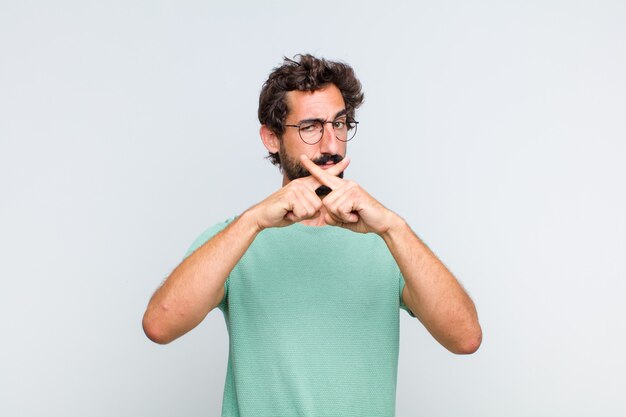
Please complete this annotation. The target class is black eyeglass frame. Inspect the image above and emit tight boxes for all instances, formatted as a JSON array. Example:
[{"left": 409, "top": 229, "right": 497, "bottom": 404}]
[{"left": 284, "top": 118, "right": 359, "bottom": 145}]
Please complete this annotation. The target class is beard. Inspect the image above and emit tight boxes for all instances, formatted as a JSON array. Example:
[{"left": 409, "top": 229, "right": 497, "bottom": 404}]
[{"left": 280, "top": 149, "right": 345, "bottom": 197}]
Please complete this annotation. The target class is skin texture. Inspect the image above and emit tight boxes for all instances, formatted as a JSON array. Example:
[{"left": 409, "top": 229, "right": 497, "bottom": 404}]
[{"left": 143, "top": 84, "right": 482, "bottom": 354}]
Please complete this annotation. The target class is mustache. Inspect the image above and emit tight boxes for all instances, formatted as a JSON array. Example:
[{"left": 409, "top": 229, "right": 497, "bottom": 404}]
[{"left": 312, "top": 154, "right": 343, "bottom": 166}]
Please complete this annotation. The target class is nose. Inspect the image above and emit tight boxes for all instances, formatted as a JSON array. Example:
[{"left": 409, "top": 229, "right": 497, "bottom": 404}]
[{"left": 319, "top": 122, "right": 342, "bottom": 155}]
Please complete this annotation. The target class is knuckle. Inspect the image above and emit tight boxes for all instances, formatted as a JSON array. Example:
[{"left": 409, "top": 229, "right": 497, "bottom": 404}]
[{"left": 293, "top": 207, "right": 305, "bottom": 218}]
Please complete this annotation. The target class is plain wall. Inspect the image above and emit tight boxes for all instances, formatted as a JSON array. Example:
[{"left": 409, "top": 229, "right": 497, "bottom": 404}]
[{"left": 1, "top": 1, "right": 625, "bottom": 416}]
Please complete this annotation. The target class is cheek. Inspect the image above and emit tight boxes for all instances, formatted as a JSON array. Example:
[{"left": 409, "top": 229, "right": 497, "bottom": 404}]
[
  {"left": 336, "top": 141, "right": 348, "bottom": 158},
  {"left": 282, "top": 136, "right": 311, "bottom": 158}
]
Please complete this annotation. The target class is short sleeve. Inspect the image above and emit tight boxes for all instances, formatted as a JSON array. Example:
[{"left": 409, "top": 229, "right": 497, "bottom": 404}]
[{"left": 184, "top": 218, "right": 234, "bottom": 259}]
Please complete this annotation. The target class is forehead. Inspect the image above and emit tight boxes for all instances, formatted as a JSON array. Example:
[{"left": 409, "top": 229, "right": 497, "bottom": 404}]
[{"left": 285, "top": 84, "right": 346, "bottom": 121}]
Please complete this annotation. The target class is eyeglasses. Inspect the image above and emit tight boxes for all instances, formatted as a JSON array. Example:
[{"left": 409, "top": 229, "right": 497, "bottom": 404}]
[{"left": 284, "top": 118, "right": 359, "bottom": 145}]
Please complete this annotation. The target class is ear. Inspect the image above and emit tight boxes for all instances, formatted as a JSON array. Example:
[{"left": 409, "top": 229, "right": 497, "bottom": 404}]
[{"left": 260, "top": 125, "right": 280, "bottom": 153}]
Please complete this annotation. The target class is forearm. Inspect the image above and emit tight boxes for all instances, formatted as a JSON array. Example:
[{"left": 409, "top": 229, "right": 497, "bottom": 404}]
[
  {"left": 381, "top": 215, "right": 482, "bottom": 354},
  {"left": 142, "top": 210, "right": 261, "bottom": 344}
]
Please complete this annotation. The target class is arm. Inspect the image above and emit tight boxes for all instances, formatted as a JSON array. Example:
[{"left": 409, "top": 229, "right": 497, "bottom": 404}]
[
  {"left": 381, "top": 217, "right": 482, "bottom": 354},
  {"left": 142, "top": 158, "right": 350, "bottom": 344},
  {"left": 142, "top": 212, "right": 260, "bottom": 344},
  {"left": 300, "top": 155, "right": 482, "bottom": 354}
]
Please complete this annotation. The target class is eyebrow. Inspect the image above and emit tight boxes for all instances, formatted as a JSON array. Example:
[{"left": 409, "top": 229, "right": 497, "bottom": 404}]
[{"left": 297, "top": 109, "right": 348, "bottom": 124}]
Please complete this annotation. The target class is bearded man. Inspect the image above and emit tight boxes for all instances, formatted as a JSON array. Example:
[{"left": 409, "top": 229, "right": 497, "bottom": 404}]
[{"left": 143, "top": 54, "right": 482, "bottom": 417}]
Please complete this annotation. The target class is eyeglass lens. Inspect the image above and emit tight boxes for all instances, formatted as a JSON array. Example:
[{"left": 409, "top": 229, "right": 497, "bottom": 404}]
[{"left": 299, "top": 120, "right": 357, "bottom": 144}]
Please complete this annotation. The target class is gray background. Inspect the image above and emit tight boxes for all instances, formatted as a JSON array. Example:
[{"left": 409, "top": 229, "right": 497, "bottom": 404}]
[{"left": 1, "top": 1, "right": 625, "bottom": 416}]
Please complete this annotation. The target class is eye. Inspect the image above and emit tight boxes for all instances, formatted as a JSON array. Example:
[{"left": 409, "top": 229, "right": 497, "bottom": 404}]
[
  {"left": 300, "top": 122, "right": 320, "bottom": 132},
  {"left": 333, "top": 120, "right": 346, "bottom": 129},
  {"left": 300, "top": 123, "right": 315, "bottom": 132}
]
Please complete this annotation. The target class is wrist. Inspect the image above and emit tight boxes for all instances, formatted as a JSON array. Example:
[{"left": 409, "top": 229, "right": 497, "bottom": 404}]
[
  {"left": 239, "top": 206, "right": 265, "bottom": 235},
  {"left": 380, "top": 212, "right": 408, "bottom": 241}
]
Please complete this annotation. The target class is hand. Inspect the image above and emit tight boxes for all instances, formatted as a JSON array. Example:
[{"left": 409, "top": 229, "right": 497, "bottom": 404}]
[
  {"left": 299, "top": 155, "right": 396, "bottom": 235},
  {"left": 249, "top": 157, "right": 351, "bottom": 230}
]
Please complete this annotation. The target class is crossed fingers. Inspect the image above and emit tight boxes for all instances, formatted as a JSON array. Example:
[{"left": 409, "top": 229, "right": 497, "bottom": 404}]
[
  {"left": 299, "top": 154, "right": 349, "bottom": 191},
  {"left": 281, "top": 156, "right": 350, "bottom": 223},
  {"left": 300, "top": 155, "right": 361, "bottom": 225}
]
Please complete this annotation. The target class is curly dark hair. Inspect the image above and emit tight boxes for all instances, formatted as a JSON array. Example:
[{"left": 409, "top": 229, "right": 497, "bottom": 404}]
[{"left": 258, "top": 54, "right": 364, "bottom": 166}]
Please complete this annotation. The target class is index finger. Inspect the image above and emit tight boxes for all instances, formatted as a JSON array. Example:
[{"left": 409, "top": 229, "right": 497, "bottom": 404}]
[{"left": 299, "top": 155, "right": 350, "bottom": 189}]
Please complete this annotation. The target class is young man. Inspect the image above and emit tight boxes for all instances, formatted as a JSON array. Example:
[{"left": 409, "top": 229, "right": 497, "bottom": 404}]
[{"left": 143, "top": 54, "right": 482, "bottom": 416}]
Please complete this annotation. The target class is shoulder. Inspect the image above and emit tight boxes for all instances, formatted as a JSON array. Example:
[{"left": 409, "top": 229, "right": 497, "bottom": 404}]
[{"left": 184, "top": 216, "right": 236, "bottom": 258}]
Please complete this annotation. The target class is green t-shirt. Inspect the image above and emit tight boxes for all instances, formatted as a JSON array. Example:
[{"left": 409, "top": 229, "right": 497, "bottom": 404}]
[{"left": 186, "top": 219, "right": 412, "bottom": 417}]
